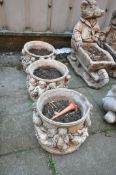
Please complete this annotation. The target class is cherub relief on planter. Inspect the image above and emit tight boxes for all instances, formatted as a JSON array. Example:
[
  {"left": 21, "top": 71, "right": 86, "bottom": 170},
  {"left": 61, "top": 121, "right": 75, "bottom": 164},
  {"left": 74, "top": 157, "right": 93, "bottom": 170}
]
[{"left": 68, "top": 0, "right": 115, "bottom": 89}]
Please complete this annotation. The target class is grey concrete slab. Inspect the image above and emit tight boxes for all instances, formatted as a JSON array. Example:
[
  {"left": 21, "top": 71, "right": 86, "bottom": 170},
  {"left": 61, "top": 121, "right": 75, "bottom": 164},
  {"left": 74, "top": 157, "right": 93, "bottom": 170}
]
[
  {"left": 0, "top": 66, "right": 39, "bottom": 154},
  {"left": 87, "top": 84, "right": 113, "bottom": 109},
  {"left": 53, "top": 133, "right": 116, "bottom": 175},
  {"left": 73, "top": 87, "right": 115, "bottom": 134},
  {"left": 0, "top": 52, "right": 21, "bottom": 66},
  {"left": 0, "top": 148, "right": 49, "bottom": 175},
  {"left": 0, "top": 64, "right": 50, "bottom": 175},
  {"left": 109, "top": 77, "right": 116, "bottom": 85},
  {"left": 0, "top": 110, "right": 37, "bottom": 155},
  {"left": 0, "top": 66, "right": 26, "bottom": 91},
  {"left": 0, "top": 53, "right": 116, "bottom": 175},
  {"left": 66, "top": 63, "right": 87, "bottom": 89}
]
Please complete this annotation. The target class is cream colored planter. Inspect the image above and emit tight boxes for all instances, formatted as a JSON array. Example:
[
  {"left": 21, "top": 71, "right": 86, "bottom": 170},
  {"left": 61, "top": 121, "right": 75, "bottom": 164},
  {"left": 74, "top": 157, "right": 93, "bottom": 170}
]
[
  {"left": 103, "top": 43, "right": 116, "bottom": 78},
  {"left": 78, "top": 43, "right": 115, "bottom": 71},
  {"left": 33, "top": 88, "right": 92, "bottom": 155},
  {"left": 26, "top": 59, "right": 71, "bottom": 101},
  {"left": 21, "top": 41, "right": 56, "bottom": 70},
  {"left": 68, "top": 42, "right": 114, "bottom": 89}
]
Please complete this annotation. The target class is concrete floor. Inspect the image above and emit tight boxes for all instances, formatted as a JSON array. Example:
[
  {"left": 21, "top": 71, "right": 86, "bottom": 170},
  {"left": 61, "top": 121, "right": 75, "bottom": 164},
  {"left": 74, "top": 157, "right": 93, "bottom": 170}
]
[{"left": 0, "top": 52, "right": 116, "bottom": 175}]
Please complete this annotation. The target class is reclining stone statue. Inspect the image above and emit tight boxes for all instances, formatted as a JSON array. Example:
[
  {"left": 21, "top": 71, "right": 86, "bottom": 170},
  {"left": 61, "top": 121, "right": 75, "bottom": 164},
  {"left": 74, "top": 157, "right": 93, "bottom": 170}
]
[{"left": 68, "top": 0, "right": 115, "bottom": 89}]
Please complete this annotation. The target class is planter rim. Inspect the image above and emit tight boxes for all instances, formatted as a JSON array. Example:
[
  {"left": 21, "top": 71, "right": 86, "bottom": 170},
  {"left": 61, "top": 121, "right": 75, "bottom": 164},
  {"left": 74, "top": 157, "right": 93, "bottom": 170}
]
[
  {"left": 80, "top": 43, "right": 115, "bottom": 64},
  {"left": 28, "top": 59, "right": 69, "bottom": 83},
  {"left": 36, "top": 88, "right": 92, "bottom": 127},
  {"left": 104, "top": 43, "right": 116, "bottom": 55},
  {"left": 24, "top": 40, "right": 56, "bottom": 57}
]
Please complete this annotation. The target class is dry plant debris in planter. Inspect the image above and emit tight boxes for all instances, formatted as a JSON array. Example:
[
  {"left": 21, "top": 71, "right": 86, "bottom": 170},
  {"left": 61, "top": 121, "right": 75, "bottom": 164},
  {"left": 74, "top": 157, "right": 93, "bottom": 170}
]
[
  {"left": 82, "top": 45, "right": 108, "bottom": 61},
  {"left": 34, "top": 88, "right": 92, "bottom": 154},
  {"left": 33, "top": 66, "right": 63, "bottom": 79},
  {"left": 43, "top": 99, "right": 82, "bottom": 123},
  {"left": 29, "top": 48, "right": 52, "bottom": 56}
]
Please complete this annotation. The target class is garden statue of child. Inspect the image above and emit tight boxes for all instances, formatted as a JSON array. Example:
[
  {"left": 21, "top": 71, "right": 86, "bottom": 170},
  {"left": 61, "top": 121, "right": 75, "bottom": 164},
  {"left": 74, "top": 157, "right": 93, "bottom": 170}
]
[
  {"left": 68, "top": 0, "right": 114, "bottom": 89},
  {"left": 71, "top": 0, "right": 105, "bottom": 56},
  {"left": 100, "top": 10, "right": 116, "bottom": 78}
]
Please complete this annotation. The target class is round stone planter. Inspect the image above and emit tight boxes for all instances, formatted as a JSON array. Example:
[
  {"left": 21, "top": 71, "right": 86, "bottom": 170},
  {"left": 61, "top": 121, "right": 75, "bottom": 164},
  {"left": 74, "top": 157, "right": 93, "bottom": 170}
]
[
  {"left": 33, "top": 88, "right": 92, "bottom": 155},
  {"left": 21, "top": 41, "right": 56, "bottom": 70},
  {"left": 26, "top": 59, "right": 71, "bottom": 101}
]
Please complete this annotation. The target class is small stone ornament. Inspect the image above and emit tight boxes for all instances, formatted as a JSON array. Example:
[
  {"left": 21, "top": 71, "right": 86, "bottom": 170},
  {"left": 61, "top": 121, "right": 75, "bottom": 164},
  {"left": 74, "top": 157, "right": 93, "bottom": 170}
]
[
  {"left": 68, "top": 0, "right": 115, "bottom": 89},
  {"left": 102, "top": 85, "right": 116, "bottom": 123}
]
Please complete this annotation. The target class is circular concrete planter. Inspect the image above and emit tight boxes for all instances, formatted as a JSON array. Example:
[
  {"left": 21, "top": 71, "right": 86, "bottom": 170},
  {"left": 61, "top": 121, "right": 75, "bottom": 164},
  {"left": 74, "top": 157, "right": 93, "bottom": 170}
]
[
  {"left": 21, "top": 41, "right": 56, "bottom": 70},
  {"left": 33, "top": 88, "right": 92, "bottom": 155},
  {"left": 26, "top": 59, "right": 71, "bottom": 101}
]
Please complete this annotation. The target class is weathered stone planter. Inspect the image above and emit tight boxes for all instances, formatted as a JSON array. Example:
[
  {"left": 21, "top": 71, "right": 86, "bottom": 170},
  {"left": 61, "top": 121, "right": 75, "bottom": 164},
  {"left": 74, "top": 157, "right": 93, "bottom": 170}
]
[
  {"left": 33, "top": 88, "right": 92, "bottom": 155},
  {"left": 26, "top": 59, "right": 71, "bottom": 101},
  {"left": 78, "top": 43, "right": 115, "bottom": 71},
  {"left": 21, "top": 41, "right": 56, "bottom": 70},
  {"left": 68, "top": 43, "right": 115, "bottom": 89}
]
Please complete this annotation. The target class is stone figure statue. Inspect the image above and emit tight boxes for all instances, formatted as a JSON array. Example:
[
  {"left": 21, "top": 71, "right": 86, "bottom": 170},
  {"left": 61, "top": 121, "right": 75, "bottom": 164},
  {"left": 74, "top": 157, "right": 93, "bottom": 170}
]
[
  {"left": 101, "top": 11, "right": 116, "bottom": 78},
  {"left": 68, "top": 0, "right": 115, "bottom": 89},
  {"left": 71, "top": 0, "right": 104, "bottom": 50}
]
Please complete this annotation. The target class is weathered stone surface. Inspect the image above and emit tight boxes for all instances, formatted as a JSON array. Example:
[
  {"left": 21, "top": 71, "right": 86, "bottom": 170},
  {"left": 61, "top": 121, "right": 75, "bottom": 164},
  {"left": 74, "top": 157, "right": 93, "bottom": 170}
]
[
  {"left": 0, "top": 149, "right": 49, "bottom": 175},
  {"left": 53, "top": 133, "right": 116, "bottom": 175},
  {"left": 0, "top": 67, "right": 37, "bottom": 155}
]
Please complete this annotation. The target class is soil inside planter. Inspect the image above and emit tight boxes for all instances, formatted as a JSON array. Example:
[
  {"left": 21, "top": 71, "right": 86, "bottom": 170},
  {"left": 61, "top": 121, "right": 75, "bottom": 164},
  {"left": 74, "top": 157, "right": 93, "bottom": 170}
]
[
  {"left": 42, "top": 99, "right": 82, "bottom": 123},
  {"left": 82, "top": 45, "right": 108, "bottom": 61},
  {"left": 34, "top": 66, "right": 63, "bottom": 79},
  {"left": 29, "top": 48, "right": 52, "bottom": 56}
]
